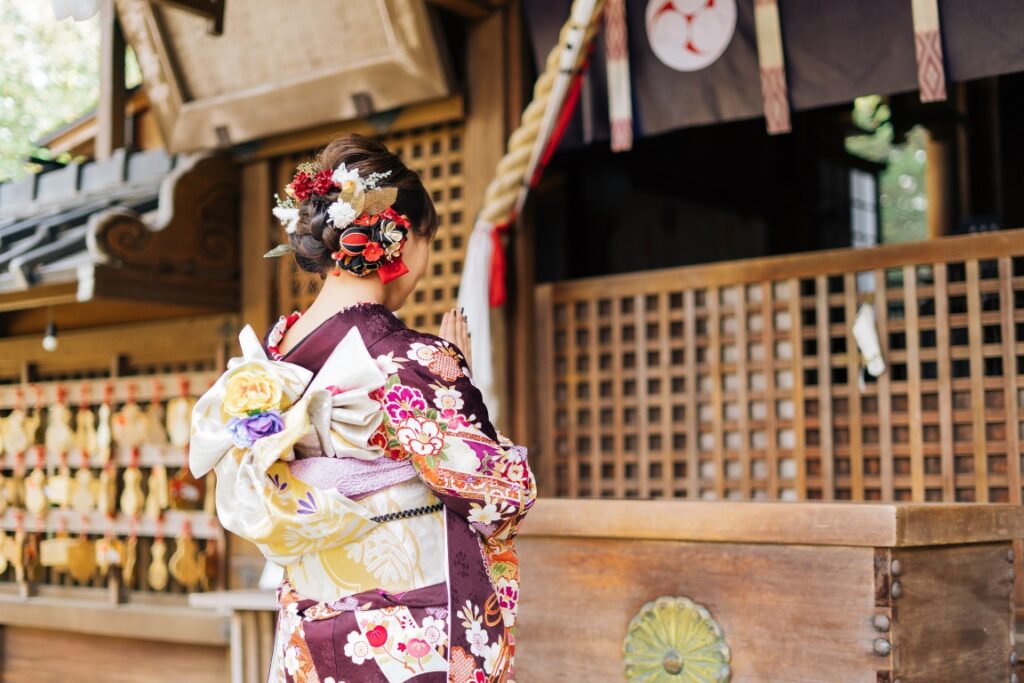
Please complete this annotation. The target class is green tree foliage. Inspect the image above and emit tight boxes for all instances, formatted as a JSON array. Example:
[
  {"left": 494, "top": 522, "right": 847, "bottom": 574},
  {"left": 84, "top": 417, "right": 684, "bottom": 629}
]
[
  {"left": 0, "top": 2, "right": 101, "bottom": 181},
  {"left": 846, "top": 95, "right": 928, "bottom": 244}
]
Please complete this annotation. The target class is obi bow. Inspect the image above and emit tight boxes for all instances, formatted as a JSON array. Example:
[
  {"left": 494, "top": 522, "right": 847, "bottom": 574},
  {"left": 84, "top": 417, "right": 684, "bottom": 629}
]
[
  {"left": 189, "top": 324, "right": 388, "bottom": 479},
  {"left": 187, "top": 325, "right": 388, "bottom": 563}
]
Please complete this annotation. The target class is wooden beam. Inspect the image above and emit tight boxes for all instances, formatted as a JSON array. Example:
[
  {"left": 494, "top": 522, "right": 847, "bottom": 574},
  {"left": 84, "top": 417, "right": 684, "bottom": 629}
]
[
  {"left": 0, "top": 314, "right": 234, "bottom": 378},
  {"left": 97, "top": 0, "right": 127, "bottom": 160},
  {"left": 42, "top": 91, "right": 154, "bottom": 158},
  {"left": 244, "top": 96, "right": 465, "bottom": 162},
  {"left": 518, "top": 498, "right": 1024, "bottom": 548},
  {"left": 538, "top": 226, "right": 1024, "bottom": 294},
  {"left": 0, "top": 282, "right": 79, "bottom": 313},
  {"left": 426, "top": 0, "right": 493, "bottom": 18},
  {"left": 0, "top": 594, "right": 229, "bottom": 645},
  {"left": 153, "top": 0, "right": 225, "bottom": 34}
]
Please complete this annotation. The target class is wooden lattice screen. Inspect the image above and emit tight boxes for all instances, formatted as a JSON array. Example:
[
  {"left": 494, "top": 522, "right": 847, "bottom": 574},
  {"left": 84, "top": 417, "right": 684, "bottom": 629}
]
[
  {"left": 535, "top": 229, "right": 1024, "bottom": 505},
  {"left": 274, "top": 122, "right": 467, "bottom": 326}
]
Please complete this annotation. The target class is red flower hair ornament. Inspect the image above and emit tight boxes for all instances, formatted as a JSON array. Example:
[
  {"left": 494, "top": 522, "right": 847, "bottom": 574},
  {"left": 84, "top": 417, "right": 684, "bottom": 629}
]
[{"left": 266, "top": 162, "right": 411, "bottom": 284}]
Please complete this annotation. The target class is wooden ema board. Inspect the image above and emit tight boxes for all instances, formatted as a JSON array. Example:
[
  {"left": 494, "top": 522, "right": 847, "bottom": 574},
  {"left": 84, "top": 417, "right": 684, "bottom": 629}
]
[
  {"left": 0, "top": 316, "right": 232, "bottom": 597},
  {"left": 514, "top": 499, "right": 1020, "bottom": 682},
  {"left": 535, "top": 229, "right": 1024, "bottom": 506},
  {"left": 274, "top": 122, "right": 468, "bottom": 328}
]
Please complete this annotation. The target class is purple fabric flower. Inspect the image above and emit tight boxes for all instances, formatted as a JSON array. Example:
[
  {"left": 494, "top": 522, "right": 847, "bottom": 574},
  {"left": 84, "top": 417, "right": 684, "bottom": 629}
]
[
  {"left": 228, "top": 409, "right": 284, "bottom": 448},
  {"left": 383, "top": 384, "right": 427, "bottom": 422}
]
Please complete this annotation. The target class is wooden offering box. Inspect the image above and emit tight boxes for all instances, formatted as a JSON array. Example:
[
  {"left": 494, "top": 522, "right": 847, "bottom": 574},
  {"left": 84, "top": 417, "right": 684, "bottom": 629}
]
[{"left": 514, "top": 499, "right": 1024, "bottom": 683}]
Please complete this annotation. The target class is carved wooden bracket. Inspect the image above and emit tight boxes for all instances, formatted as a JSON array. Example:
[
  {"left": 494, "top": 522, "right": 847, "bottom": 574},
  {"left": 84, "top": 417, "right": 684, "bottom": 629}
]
[{"left": 86, "top": 154, "right": 239, "bottom": 307}]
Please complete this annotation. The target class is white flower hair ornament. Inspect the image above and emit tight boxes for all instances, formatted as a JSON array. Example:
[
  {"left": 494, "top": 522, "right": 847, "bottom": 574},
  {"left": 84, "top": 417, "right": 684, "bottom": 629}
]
[
  {"left": 271, "top": 204, "right": 300, "bottom": 234},
  {"left": 265, "top": 161, "right": 412, "bottom": 284}
]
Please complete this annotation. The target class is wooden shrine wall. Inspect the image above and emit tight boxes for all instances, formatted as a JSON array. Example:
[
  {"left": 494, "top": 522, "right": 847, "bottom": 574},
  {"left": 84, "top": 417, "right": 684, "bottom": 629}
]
[
  {"left": 273, "top": 122, "right": 469, "bottom": 328},
  {"left": 535, "top": 229, "right": 1024, "bottom": 505}
]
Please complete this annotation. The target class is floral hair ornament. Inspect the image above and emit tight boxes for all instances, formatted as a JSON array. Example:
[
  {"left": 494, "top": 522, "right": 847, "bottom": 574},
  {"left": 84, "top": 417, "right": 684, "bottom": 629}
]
[{"left": 265, "top": 162, "right": 411, "bottom": 284}]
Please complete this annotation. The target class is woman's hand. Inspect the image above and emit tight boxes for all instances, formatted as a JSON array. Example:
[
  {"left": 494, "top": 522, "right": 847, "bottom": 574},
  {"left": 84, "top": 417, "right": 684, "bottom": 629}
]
[{"left": 439, "top": 307, "right": 472, "bottom": 372}]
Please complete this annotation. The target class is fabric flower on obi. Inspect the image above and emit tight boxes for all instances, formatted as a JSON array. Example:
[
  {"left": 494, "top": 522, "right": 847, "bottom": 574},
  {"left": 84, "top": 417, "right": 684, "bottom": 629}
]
[
  {"left": 396, "top": 417, "right": 445, "bottom": 458},
  {"left": 227, "top": 410, "right": 285, "bottom": 448},
  {"left": 223, "top": 369, "right": 283, "bottom": 417}
]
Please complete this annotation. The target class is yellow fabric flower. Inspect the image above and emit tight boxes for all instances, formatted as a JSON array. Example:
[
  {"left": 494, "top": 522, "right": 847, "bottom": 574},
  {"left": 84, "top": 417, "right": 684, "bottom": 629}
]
[{"left": 224, "top": 369, "right": 283, "bottom": 417}]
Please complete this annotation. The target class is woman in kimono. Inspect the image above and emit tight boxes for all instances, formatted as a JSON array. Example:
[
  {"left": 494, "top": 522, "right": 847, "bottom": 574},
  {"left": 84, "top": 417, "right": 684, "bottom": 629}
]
[{"left": 189, "top": 136, "right": 535, "bottom": 683}]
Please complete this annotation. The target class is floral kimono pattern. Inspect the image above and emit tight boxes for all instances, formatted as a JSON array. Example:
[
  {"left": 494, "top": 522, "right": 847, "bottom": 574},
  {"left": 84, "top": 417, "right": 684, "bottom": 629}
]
[{"left": 190, "top": 303, "right": 535, "bottom": 683}]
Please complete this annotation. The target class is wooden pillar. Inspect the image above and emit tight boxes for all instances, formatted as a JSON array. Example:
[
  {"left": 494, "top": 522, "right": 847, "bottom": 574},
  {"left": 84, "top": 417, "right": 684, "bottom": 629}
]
[
  {"left": 463, "top": 9, "right": 509, "bottom": 430},
  {"left": 239, "top": 161, "right": 273, "bottom": 333},
  {"left": 97, "top": 0, "right": 127, "bottom": 160},
  {"left": 924, "top": 127, "right": 955, "bottom": 238},
  {"left": 505, "top": 0, "right": 536, "bottom": 446}
]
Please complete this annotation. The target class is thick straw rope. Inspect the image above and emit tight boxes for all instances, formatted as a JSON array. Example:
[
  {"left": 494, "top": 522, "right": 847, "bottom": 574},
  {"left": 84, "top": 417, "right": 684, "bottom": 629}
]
[
  {"left": 479, "top": 0, "right": 606, "bottom": 225},
  {"left": 457, "top": 0, "right": 605, "bottom": 423}
]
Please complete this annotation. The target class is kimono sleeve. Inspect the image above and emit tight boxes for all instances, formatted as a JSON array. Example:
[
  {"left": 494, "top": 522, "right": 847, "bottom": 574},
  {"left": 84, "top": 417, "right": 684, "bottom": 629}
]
[{"left": 371, "top": 332, "right": 536, "bottom": 541}]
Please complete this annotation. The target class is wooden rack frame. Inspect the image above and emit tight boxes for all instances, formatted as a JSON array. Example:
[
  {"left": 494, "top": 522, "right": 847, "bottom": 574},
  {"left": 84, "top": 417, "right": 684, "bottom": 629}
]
[{"left": 535, "top": 228, "right": 1024, "bottom": 505}]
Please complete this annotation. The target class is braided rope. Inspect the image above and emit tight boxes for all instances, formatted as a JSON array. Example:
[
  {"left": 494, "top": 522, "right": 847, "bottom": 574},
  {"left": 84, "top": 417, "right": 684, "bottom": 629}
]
[{"left": 478, "top": 0, "right": 606, "bottom": 225}]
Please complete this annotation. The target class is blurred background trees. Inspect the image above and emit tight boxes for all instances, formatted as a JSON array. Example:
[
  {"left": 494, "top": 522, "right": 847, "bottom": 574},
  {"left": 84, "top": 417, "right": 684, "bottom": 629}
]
[
  {"left": 846, "top": 95, "right": 929, "bottom": 244},
  {"left": 0, "top": 1, "right": 139, "bottom": 181}
]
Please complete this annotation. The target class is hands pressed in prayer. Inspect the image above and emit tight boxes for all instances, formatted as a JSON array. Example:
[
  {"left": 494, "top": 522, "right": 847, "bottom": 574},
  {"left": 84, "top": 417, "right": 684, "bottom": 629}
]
[{"left": 438, "top": 307, "right": 472, "bottom": 373}]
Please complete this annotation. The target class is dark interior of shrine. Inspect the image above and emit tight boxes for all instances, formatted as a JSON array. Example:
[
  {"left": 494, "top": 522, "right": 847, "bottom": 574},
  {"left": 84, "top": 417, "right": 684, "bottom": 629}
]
[{"left": 533, "top": 72, "right": 1024, "bottom": 284}]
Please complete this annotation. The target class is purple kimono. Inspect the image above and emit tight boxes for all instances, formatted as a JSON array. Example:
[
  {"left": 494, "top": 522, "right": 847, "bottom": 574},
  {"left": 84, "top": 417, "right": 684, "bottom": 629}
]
[{"left": 259, "top": 302, "right": 536, "bottom": 683}]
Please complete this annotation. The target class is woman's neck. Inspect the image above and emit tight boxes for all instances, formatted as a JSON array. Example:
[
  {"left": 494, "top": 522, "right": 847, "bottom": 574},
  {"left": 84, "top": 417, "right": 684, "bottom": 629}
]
[
  {"left": 309, "top": 272, "right": 385, "bottom": 317},
  {"left": 276, "top": 273, "right": 386, "bottom": 356}
]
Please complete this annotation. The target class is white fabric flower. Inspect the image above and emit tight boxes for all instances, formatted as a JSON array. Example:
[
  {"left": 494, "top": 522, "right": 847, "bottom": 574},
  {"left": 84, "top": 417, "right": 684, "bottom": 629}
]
[
  {"left": 272, "top": 206, "right": 300, "bottom": 233},
  {"left": 283, "top": 646, "right": 301, "bottom": 675},
  {"left": 327, "top": 200, "right": 358, "bottom": 229},
  {"left": 266, "top": 316, "right": 289, "bottom": 347},
  {"left": 467, "top": 502, "right": 501, "bottom": 524},
  {"left": 466, "top": 621, "right": 489, "bottom": 656},
  {"left": 396, "top": 417, "right": 445, "bottom": 457},
  {"left": 331, "top": 163, "right": 362, "bottom": 192},
  {"left": 420, "top": 615, "right": 447, "bottom": 647},
  {"left": 433, "top": 387, "right": 464, "bottom": 413},
  {"left": 381, "top": 221, "right": 404, "bottom": 244},
  {"left": 344, "top": 630, "right": 371, "bottom": 665},
  {"left": 375, "top": 352, "right": 401, "bottom": 375},
  {"left": 482, "top": 641, "right": 502, "bottom": 674}
]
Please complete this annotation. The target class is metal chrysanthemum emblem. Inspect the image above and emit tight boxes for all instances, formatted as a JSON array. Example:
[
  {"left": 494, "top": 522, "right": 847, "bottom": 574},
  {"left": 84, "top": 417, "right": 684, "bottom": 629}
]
[{"left": 622, "top": 596, "right": 731, "bottom": 682}]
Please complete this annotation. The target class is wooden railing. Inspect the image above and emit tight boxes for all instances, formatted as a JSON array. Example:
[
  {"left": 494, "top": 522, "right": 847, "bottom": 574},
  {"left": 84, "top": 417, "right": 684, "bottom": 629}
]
[{"left": 534, "top": 228, "right": 1024, "bottom": 504}]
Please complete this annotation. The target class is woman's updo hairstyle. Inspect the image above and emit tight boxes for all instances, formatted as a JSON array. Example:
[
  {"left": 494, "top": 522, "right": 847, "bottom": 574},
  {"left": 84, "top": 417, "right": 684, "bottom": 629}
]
[{"left": 289, "top": 135, "right": 438, "bottom": 277}]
